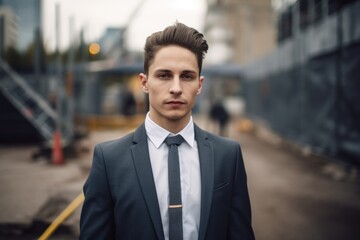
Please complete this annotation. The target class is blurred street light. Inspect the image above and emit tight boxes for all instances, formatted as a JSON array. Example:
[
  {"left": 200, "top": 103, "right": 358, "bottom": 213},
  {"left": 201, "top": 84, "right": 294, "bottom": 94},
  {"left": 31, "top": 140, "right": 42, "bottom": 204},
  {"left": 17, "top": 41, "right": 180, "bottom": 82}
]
[{"left": 89, "top": 42, "right": 101, "bottom": 55}]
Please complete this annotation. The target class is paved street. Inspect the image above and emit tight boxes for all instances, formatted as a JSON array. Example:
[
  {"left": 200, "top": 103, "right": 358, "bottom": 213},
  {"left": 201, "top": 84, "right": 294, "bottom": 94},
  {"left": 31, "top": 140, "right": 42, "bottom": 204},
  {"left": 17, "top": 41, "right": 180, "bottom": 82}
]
[
  {"left": 0, "top": 117, "right": 359, "bottom": 239},
  {"left": 239, "top": 127, "right": 360, "bottom": 240}
]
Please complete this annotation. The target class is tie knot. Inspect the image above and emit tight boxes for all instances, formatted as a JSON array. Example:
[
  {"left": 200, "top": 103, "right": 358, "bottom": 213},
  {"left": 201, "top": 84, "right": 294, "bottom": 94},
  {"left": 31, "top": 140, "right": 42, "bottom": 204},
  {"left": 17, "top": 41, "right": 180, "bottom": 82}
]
[{"left": 165, "top": 135, "right": 185, "bottom": 146}]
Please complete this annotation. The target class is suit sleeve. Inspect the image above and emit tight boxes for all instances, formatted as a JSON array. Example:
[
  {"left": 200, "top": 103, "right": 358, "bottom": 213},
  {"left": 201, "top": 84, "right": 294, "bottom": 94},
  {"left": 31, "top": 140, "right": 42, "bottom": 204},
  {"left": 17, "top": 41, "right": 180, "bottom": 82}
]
[
  {"left": 80, "top": 144, "right": 115, "bottom": 240},
  {"left": 228, "top": 144, "right": 255, "bottom": 240}
]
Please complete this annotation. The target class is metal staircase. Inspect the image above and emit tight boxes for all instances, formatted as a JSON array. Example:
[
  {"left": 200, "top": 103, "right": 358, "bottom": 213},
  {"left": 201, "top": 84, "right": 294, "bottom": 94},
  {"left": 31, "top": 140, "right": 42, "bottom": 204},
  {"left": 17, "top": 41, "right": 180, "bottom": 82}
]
[{"left": 0, "top": 61, "right": 68, "bottom": 144}]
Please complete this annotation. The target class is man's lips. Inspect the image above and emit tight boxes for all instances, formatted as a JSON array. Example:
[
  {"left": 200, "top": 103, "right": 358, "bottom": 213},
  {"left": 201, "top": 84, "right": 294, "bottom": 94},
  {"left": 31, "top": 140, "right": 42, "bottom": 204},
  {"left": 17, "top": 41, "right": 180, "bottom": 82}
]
[{"left": 166, "top": 100, "right": 185, "bottom": 105}]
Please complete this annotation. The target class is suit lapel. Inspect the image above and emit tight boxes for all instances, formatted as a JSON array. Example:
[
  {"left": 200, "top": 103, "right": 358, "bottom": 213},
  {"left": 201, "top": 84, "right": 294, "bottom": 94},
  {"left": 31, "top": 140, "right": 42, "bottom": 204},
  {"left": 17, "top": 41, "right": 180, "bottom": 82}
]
[
  {"left": 131, "top": 124, "right": 165, "bottom": 240},
  {"left": 195, "top": 125, "right": 214, "bottom": 240}
]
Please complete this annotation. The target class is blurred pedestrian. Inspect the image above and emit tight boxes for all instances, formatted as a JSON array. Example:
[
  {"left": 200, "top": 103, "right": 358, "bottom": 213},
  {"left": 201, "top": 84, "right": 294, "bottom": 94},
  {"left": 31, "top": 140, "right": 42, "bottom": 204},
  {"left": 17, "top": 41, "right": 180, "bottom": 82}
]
[
  {"left": 80, "top": 22, "right": 254, "bottom": 240},
  {"left": 119, "top": 87, "right": 136, "bottom": 116},
  {"left": 209, "top": 100, "right": 230, "bottom": 136}
]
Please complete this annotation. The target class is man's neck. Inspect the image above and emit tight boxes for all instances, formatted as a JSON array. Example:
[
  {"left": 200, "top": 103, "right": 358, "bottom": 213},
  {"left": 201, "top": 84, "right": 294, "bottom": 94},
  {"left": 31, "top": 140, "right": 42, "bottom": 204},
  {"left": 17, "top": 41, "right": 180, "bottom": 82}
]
[{"left": 148, "top": 112, "right": 192, "bottom": 134}]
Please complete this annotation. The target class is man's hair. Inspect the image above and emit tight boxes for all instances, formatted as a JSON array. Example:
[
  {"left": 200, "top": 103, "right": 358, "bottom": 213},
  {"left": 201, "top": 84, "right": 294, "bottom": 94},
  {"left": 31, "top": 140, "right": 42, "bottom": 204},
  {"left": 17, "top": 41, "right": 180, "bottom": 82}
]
[{"left": 143, "top": 22, "right": 208, "bottom": 75}]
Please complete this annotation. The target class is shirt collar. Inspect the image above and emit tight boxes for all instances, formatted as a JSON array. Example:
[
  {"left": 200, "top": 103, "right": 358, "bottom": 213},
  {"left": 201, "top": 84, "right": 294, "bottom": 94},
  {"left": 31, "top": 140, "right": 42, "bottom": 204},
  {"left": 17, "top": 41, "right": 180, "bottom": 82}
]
[{"left": 145, "top": 112, "right": 195, "bottom": 148}]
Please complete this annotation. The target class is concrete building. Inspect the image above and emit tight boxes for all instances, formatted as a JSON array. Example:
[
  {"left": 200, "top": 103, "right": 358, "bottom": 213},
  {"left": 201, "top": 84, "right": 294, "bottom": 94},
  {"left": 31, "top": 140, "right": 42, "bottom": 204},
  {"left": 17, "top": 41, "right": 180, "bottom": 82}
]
[
  {"left": 205, "top": 0, "right": 277, "bottom": 65},
  {"left": 0, "top": 0, "right": 41, "bottom": 52},
  {"left": 0, "top": 6, "right": 17, "bottom": 53}
]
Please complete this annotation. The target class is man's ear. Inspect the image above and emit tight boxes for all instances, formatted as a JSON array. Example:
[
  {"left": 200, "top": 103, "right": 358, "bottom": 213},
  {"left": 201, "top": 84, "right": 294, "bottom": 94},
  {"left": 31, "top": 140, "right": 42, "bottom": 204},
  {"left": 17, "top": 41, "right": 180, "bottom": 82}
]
[
  {"left": 139, "top": 73, "right": 148, "bottom": 93},
  {"left": 197, "top": 76, "right": 204, "bottom": 95}
]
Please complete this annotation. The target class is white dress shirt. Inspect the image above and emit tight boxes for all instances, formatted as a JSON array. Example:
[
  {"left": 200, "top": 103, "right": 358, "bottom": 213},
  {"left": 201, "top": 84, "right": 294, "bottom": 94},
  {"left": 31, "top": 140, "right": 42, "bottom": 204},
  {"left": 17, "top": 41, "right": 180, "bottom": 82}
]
[{"left": 145, "top": 113, "right": 201, "bottom": 240}]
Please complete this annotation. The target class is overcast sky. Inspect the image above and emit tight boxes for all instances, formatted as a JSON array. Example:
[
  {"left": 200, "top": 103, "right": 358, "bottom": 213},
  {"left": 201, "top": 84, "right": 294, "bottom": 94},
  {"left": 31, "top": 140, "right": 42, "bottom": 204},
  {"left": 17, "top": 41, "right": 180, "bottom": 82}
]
[{"left": 43, "top": 0, "right": 207, "bottom": 52}]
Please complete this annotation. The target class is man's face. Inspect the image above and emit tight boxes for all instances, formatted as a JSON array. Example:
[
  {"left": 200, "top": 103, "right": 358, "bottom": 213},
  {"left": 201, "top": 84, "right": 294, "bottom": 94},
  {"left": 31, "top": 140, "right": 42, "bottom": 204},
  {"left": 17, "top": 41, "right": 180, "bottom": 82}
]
[{"left": 140, "top": 45, "right": 204, "bottom": 131}]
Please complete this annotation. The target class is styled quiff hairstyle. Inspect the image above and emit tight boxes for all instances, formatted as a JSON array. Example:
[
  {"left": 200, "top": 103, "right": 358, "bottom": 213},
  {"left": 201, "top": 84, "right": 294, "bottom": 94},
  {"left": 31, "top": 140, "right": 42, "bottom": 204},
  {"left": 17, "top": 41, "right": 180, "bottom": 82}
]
[{"left": 143, "top": 22, "right": 209, "bottom": 75}]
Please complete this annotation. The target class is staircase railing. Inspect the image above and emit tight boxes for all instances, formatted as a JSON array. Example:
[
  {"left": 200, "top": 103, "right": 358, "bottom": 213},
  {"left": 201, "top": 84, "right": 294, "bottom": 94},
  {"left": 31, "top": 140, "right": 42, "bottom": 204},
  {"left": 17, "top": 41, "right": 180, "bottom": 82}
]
[{"left": 0, "top": 61, "right": 69, "bottom": 144}]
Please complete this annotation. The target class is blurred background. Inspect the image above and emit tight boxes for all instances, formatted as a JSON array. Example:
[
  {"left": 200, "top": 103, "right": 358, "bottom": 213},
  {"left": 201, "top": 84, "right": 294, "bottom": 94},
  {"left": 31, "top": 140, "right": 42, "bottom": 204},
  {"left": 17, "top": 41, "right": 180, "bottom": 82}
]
[{"left": 0, "top": 0, "right": 359, "bottom": 239}]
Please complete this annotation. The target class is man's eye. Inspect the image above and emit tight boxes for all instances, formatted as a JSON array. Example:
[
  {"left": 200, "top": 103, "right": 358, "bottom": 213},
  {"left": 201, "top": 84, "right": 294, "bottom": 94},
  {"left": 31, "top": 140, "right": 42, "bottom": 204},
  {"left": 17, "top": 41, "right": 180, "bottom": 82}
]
[
  {"left": 157, "top": 73, "right": 171, "bottom": 79},
  {"left": 181, "top": 74, "right": 195, "bottom": 80}
]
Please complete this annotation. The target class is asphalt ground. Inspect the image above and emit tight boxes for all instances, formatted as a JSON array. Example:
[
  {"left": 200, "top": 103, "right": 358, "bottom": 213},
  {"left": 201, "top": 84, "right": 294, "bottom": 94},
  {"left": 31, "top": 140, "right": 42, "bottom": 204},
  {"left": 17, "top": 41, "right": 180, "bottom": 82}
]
[{"left": 0, "top": 116, "right": 359, "bottom": 239}]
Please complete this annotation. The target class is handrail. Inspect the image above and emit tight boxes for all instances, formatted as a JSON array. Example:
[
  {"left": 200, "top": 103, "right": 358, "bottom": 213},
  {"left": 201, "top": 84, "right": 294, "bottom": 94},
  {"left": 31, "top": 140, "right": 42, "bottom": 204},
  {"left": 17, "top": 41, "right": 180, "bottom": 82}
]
[{"left": 38, "top": 192, "right": 84, "bottom": 240}]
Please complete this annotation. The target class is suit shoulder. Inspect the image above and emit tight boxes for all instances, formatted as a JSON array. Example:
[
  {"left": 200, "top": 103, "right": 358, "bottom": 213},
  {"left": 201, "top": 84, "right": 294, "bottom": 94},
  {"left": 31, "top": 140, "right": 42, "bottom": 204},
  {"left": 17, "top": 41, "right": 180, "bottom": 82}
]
[{"left": 95, "top": 131, "right": 135, "bottom": 151}]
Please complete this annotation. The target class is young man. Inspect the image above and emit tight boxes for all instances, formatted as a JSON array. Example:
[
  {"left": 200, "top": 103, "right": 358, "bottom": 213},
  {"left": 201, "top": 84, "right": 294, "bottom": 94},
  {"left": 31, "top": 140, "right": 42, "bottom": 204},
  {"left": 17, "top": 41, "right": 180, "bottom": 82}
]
[{"left": 80, "top": 22, "right": 255, "bottom": 240}]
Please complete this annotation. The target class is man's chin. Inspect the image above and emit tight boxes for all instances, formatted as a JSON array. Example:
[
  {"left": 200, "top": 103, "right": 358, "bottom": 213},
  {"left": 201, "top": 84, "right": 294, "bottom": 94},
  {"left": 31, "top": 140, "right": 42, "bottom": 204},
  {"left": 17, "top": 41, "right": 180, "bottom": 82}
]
[
  {"left": 166, "top": 111, "right": 188, "bottom": 121},
  {"left": 167, "top": 115, "right": 185, "bottom": 121}
]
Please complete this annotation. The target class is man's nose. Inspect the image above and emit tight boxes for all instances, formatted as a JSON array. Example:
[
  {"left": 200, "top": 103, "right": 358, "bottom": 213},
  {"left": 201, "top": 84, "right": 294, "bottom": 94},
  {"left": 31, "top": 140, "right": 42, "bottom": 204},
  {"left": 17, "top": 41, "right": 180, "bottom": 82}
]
[{"left": 169, "top": 77, "right": 182, "bottom": 95}]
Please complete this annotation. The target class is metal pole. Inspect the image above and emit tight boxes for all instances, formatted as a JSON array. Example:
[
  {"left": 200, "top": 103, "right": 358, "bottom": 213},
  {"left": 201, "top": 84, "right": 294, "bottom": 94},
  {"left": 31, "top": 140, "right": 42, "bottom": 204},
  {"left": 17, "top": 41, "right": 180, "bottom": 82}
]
[
  {"left": 34, "top": 27, "right": 41, "bottom": 93},
  {"left": 34, "top": 0, "right": 41, "bottom": 95},
  {"left": 55, "top": 3, "right": 62, "bottom": 133},
  {"left": 50, "top": 3, "right": 65, "bottom": 164},
  {"left": 292, "top": 1, "right": 303, "bottom": 139},
  {"left": 66, "top": 16, "right": 75, "bottom": 141},
  {"left": 52, "top": 3, "right": 65, "bottom": 164},
  {"left": 334, "top": 7, "right": 343, "bottom": 157},
  {"left": 0, "top": 16, "right": 4, "bottom": 62}
]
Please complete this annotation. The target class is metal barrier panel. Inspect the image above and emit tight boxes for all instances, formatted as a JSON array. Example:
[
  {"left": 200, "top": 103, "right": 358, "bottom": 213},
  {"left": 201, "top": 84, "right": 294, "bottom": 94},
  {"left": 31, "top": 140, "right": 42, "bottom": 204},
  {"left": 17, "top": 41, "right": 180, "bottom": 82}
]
[{"left": 244, "top": 42, "right": 360, "bottom": 165}]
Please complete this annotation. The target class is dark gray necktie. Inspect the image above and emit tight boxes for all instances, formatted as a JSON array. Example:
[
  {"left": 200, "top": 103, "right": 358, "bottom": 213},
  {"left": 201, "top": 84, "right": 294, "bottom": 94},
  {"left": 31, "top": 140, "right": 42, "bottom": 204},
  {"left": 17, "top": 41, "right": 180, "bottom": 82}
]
[{"left": 165, "top": 135, "right": 185, "bottom": 240}]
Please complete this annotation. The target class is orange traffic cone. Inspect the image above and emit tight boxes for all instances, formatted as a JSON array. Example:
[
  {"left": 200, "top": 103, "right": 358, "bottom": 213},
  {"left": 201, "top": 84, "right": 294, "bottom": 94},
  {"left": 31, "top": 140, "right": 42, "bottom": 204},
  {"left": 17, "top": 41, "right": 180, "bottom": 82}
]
[{"left": 52, "top": 131, "right": 64, "bottom": 165}]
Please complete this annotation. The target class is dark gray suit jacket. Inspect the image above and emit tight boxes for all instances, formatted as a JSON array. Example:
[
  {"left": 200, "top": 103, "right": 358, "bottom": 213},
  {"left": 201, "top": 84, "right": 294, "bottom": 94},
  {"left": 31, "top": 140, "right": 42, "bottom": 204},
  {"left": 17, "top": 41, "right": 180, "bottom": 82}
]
[{"left": 80, "top": 123, "right": 255, "bottom": 240}]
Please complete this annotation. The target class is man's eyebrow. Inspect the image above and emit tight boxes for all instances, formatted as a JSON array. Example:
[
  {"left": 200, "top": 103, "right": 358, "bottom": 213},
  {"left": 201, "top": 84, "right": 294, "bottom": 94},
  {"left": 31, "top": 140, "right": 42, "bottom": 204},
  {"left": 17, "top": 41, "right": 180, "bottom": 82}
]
[
  {"left": 154, "top": 69, "right": 198, "bottom": 74},
  {"left": 182, "top": 70, "right": 197, "bottom": 74},
  {"left": 154, "top": 69, "right": 172, "bottom": 73}
]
